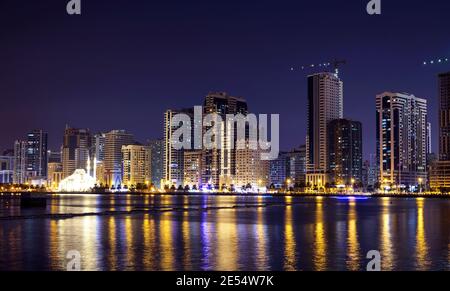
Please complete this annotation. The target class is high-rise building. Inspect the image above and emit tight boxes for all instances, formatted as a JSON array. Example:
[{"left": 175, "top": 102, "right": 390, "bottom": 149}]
[
  {"left": 328, "top": 119, "right": 363, "bottom": 185},
  {"left": 235, "top": 141, "right": 269, "bottom": 189},
  {"left": 62, "top": 127, "right": 92, "bottom": 178},
  {"left": 148, "top": 139, "right": 164, "bottom": 188},
  {"left": 376, "top": 92, "right": 427, "bottom": 188},
  {"left": 430, "top": 72, "right": 450, "bottom": 191},
  {"left": 306, "top": 72, "right": 344, "bottom": 173},
  {"left": 26, "top": 129, "right": 48, "bottom": 180},
  {"left": 47, "top": 150, "right": 62, "bottom": 163},
  {"left": 13, "top": 140, "right": 27, "bottom": 184},
  {"left": 269, "top": 152, "right": 288, "bottom": 188},
  {"left": 427, "top": 122, "right": 432, "bottom": 155},
  {"left": 286, "top": 145, "right": 307, "bottom": 185},
  {"left": 93, "top": 133, "right": 106, "bottom": 162},
  {"left": 202, "top": 92, "right": 248, "bottom": 188},
  {"left": 0, "top": 151, "right": 14, "bottom": 184},
  {"left": 92, "top": 133, "right": 106, "bottom": 184},
  {"left": 122, "top": 144, "right": 151, "bottom": 186},
  {"left": 47, "top": 162, "right": 63, "bottom": 189},
  {"left": 104, "top": 130, "right": 134, "bottom": 186},
  {"left": 367, "top": 154, "right": 377, "bottom": 189},
  {"left": 163, "top": 109, "right": 194, "bottom": 187},
  {"left": 438, "top": 72, "right": 450, "bottom": 160},
  {"left": 183, "top": 150, "right": 202, "bottom": 188}
]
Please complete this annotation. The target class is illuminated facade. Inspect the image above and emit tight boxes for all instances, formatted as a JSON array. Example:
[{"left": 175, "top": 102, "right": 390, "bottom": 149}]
[
  {"left": 376, "top": 92, "right": 428, "bottom": 188},
  {"left": 0, "top": 153, "right": 14, "bottom": 184},
  {"left": 430, "top": 72, "right": 450, "bottom": 191},
  {"left": 235, "top": 142, "right": 268, "bottom": 189},
  {"left": 104, "top": 130, "right": 134, "bottom": 186},
  {"left": 439, "top": 72, "right": 450, "bottom": 160},
  {"left": 328, "top": 119, "right": 363, "bottom": 185},
  {"left": 25, "top": 129, "right": 48, "bottom": 181},
  {"left": 183, "top": 150, "right": 202, "bottom": 187},
  {"left": 122, "top": 144, "right": 151, "bottom": 186},
  {"left": 13, "top": 140, "right": 27, "bottom": 184},
  {"left": 163, "top": 108, "right": 194, "bottom": 187},
  {"left": 62, "top": 127, "right": 92, "bottom": 179},
  {"left": 306, "top": 72, "right": 343, "bottom": 173},
  {"left": 148, "top": 139, "right": 164, "bottom": 188},
  {"left": 47, "top": 162, "right": 63, "bottom": 189},
  {"left": 202, "top": 92, "right": 248, "bottom": 188}
]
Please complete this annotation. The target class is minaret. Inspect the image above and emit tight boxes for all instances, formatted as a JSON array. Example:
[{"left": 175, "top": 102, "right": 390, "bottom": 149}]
[
  {"left": 86, "top": 155, "right": 91, "bottom": 177},
  {"left": 93, "top": 157, "right": 97, "bottom": 181}
]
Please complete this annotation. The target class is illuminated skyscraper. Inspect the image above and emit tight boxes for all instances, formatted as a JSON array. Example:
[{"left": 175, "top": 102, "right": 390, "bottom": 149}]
[
  {"left": 202, "top": 92, "right": 248, "bottom": 188},
  {"left": 163, "top": 108, "right": 194, "bottom": 187},
  {"left": 427, "top": 122, "right": 432, "bottom": 155},
  {"left": 26, "top": 129, "right": 48, "bottom": 180},
  {"left": 183, "top": 150, "right": 202, "bottom": 188},
  {"left": 430, "top": 72, "right": 450, "bottom": 191},
  {"left": 438, "top": 72, "right": 450, "bottom": 160},
  {"left": 122, "top": 144, "right": 151, "bottom": 186},
  {"left": 328, "top": 119, "right": 363, "bottom": 185},
  {"left": 269, "top": 152, "right": 288, "bottom": 189},
  {"left": 286, "top": 145, "right": 307, "bottom": 185},
  {"left": 93, "top": 133, "right": 106, "bottom": 184},
  {"left": 62, "top": 127, "right": 92, "bottom": 178},
  {"left": 13, "top": 140, "right": 27, "bottom": 184},
  {"left": 376, "top": 92, "right": 427, "bottom": 188},
  {"left": 148, "top": 138, "right": 164, "bottom": 188},
  {"left": 306, "top": 72, "right": 344, "bottom": 173},
  {"left": 235, "top": 141, "right": 268, "bottom": 189},
  {"left": 104, "top": 130, "right": 134, "bottom": 187},
  {"left": 0, "top": 151, "right": 14, "bottom": 184}
]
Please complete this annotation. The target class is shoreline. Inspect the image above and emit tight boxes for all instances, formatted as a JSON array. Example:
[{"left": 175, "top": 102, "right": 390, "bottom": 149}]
[{"left": 1, "top": 191, "right": 450, "bottom": 199}]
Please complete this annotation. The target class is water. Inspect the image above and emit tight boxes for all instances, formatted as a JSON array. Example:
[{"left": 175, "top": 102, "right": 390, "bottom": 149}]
[{"left": 0, "top": 194, "right": 449, "bottom": 271}]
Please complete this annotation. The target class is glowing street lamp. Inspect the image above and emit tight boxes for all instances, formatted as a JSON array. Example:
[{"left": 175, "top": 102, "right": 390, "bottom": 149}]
[{"left": 418, "top": 178, "right": 423, "bottom": 193}]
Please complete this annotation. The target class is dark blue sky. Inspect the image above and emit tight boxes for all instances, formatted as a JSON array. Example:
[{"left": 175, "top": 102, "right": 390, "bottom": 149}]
[{"left": 1, "top": 0, "right": 450, "bottom": 159}]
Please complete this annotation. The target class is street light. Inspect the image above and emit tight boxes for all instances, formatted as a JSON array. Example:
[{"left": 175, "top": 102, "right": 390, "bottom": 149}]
[{"left": 418, "top": 178, "right": 423, "bottom": 193}]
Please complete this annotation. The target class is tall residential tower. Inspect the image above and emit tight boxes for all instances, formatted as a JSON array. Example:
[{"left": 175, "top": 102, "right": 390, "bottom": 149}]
[{"left": 376, "top": 92, "right": 427, "bottom": 188}]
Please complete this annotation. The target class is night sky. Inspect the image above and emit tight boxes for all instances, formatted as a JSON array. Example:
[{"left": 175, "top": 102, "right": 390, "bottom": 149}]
[{"left": 1, "top": 0, "right": 450, "bottom": 159}]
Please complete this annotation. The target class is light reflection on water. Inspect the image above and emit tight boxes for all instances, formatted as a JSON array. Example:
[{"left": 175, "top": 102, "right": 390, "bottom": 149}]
[{"left": 0, "top": 194, "right": 449, "bottom": 271}]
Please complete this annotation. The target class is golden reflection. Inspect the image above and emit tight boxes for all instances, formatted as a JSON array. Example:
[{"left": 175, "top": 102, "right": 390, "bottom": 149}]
[
  {"left": 126, "top": 195, "right": 132, "bottom": 212},
  {"left": 82, "top": 216, "right": 98, "bottom": 270},
  {"left": 125, "top": 216, "right": 134, "bottom": 268},
  {"left": 216, "top": 196, "right": 238, "bottom": 270},
  {"left": 255, "top": 206, "right": 268, "bottom": 270},
  {"left": 380, "top": 198, "right": 393, "bottom": 270},
  {"left": 108, "top": 216, "right": 117, "bottom": 270},
  {"left": 160, "top": 212, "right": 175, "bottom": 270},
  {"left": 142, "top": 214, "right": 156, "bottom": 270},
  {"left": 109, "top": 195, "right": 115, "bottom": 211},
  {"left": 313, "top": 197, "right": 326, "bottom": 270},
  {"left": 49, "top": 220, "right": 59, "bottom": 269},
  {"left": 284, "top": 198, "right": 296, "bottom": 270},
  {"left": 415, "top": 199, "right": 429, "bottom": 270},
  {"left": 182, "top": 210, "right": 192, "bottom": 270},
  {"left": 347, "top": 200, "right": 360, "bottom": 270}
]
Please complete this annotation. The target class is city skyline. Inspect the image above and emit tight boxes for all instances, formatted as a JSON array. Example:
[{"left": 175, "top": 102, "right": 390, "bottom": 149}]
[{"left": 1, "top": 1, "right": 450, "bottom": 159}]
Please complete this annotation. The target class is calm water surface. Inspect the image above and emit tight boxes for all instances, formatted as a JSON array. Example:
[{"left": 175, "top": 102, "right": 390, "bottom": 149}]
[{"left": 0, "top": 194, "right": 449, "bottom": 271}]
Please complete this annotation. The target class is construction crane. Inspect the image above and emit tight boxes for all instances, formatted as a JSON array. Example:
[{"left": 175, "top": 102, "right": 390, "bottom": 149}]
[{"left": 290, "top": 58, "right": 346, "bottom": 76}]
